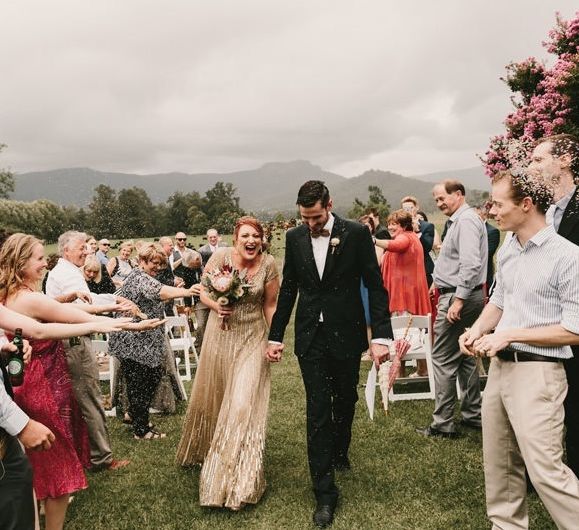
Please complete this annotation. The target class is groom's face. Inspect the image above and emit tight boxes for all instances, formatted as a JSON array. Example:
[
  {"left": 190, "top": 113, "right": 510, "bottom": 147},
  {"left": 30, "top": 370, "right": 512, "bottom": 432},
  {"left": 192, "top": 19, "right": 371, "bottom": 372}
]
[{"left": 299, "top": 199, "right": 332, "bottom": 232}]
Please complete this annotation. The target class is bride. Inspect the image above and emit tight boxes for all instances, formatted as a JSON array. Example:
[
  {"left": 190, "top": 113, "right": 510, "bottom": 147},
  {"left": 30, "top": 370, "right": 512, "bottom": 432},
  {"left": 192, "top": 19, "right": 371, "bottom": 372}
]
[{"left": 176, "top": 216, "right": 279, "bottom": 510}]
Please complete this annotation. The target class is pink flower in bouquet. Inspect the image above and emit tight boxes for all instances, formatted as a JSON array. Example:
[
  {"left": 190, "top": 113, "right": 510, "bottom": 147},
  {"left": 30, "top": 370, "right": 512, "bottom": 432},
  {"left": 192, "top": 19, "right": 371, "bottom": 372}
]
[{"left": 212, "top": 274, "right": 233, "bottom": 293}]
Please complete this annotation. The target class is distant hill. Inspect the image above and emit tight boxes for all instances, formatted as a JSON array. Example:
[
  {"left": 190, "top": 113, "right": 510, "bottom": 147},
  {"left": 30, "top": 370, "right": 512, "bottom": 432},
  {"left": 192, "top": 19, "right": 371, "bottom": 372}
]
[
  {"left": 410, "top": 166, "right": 490, "bottom": 192},
  {"left": 13, "top": 161, "right": 486, "bottom": 214}
]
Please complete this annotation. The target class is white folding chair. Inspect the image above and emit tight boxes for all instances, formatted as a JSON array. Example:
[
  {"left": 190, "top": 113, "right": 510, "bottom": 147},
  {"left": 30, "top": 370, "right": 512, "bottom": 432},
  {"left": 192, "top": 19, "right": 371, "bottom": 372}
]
[
  {"left": 91, "top": 336, "right": 117, "bottom": 417},
  {"left": 388, "top": 314, "right": 435, "bottom": 402},
  {"left": 165, "top": 315, "right": 198, "bottom": 381}
]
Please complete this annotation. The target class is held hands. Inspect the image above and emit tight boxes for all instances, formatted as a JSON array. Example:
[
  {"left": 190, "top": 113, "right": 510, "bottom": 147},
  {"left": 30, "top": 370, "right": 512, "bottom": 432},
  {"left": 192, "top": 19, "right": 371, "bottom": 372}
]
[
  {"left": 459, "top": 328, "right": 510, "bottom": 358},
  {"left": 472, "top": 331, "right": 510, "bottom": 358},
  {"left": 370, "top": 342, "right": 390, "bottom": 369},
  {"left": 459, "top": 327, "right": 482, "bottom": 356},
  {"left": 18, "top": 419, "right": 55, "bottom": 451},
  {"left": 265, "top": 342, "right": 284, "bottom": 363}
]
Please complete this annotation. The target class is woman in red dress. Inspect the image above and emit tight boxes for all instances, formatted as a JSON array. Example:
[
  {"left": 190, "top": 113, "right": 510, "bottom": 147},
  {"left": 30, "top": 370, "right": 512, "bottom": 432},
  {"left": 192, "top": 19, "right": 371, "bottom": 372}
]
[{"left": 376, "top": 209, "right": 431, "bottom": 375}]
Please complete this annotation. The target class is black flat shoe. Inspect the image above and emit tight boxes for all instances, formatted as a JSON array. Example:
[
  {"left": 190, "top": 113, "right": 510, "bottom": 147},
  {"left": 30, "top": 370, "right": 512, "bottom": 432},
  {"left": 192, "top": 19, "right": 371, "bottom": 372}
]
[
  {"left": 313, "top": 504, "right": 335, "bottom": 528},
  {"left": 415, "top": 426, "right": 459, "bottom": 439}
]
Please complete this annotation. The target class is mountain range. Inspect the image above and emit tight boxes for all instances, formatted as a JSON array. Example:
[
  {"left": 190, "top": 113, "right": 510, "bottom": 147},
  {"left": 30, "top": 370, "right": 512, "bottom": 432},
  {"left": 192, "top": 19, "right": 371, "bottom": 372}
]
[{"left": 12, "top": 161, "right": 490, "bottom": 214}]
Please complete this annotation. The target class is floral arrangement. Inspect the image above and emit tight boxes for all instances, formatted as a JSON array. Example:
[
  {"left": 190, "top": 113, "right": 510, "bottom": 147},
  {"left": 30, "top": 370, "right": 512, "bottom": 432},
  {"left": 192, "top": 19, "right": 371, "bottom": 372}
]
[
  {"left": 480, "top": 11, "right": 579, "bottom": 177},
  {"left": 201, "top": 262, "right": 251, "bottom": 330}
]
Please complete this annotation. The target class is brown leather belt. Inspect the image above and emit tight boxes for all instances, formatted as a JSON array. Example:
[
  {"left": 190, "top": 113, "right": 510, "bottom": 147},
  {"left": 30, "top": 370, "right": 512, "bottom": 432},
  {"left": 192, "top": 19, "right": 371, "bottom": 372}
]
[
  {"left": 438, "top": 284, "right": 483, "bottom": 295},
  {"left": 497, "top": 348, "right": 561, "bottom": 363}
]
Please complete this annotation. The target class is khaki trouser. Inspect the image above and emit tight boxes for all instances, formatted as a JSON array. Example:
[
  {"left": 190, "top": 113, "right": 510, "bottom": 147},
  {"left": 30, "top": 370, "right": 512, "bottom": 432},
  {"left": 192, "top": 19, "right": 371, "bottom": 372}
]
[
  {"left": 483, "top": 358, "right": 579, "bottom": 529},
  {"left": 63, "top": 337, "right": 112, "bottom": 468}
]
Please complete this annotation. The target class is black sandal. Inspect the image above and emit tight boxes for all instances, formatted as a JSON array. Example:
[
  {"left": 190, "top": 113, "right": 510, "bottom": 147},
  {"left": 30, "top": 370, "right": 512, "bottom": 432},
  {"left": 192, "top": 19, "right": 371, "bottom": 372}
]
[{"left": 134, "top": 429, "right": 166, "bottom": 441}]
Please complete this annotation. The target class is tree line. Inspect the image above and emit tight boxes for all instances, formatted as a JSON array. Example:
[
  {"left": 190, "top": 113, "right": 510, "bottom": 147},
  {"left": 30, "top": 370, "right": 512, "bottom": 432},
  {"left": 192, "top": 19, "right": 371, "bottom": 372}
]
[{"left": 0, "top": 180, "right": 245, "bottom": 242}]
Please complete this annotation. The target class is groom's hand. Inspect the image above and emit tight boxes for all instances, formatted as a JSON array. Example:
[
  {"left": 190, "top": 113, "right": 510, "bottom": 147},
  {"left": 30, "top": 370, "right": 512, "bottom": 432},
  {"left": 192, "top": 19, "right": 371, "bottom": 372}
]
[
  {"left": 265, "top": 342, "right": 284, "bottom": 363},
  {"left": 370, "top": 342, "right": 390, "bottom": 369}
]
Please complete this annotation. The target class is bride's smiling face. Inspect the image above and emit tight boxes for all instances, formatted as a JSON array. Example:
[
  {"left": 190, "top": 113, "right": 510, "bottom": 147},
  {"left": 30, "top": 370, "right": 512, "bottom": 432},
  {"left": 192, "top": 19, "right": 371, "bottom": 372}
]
[{"left": 234, "top": 224, "right": 262, "bottom": 261}]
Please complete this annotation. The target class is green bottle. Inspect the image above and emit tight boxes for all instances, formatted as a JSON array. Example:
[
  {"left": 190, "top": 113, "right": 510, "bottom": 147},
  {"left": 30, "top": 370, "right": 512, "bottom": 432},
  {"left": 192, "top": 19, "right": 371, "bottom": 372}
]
[{"left": 8, "top": 328, "right": 25, "bottom": 387}]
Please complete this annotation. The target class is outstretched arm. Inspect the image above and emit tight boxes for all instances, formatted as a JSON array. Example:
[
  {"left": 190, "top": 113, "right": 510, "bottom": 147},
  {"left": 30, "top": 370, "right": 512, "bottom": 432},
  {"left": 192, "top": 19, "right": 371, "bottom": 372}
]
[{"left": 0, "top": 304, "right": 131, "bottom": 339}]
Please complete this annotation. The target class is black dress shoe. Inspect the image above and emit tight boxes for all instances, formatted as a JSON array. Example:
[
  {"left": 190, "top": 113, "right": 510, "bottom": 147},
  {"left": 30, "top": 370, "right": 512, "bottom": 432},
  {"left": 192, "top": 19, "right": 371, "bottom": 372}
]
[
  {"left": 415, "top": 426, "right": 459, "bottom": 439},
  {"left": 313, "top": 504, "right": 335, "bottom": 528},
  {"left": 333, "top": 457, "right": 351, "bottom": 471},
  {"left": 459, "top": 418, "right": 482, "bottom": 431}
]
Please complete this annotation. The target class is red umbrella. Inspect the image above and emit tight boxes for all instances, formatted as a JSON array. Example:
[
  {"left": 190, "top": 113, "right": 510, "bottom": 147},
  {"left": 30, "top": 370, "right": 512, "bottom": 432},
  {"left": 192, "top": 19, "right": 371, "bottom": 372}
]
[
  {"left": 387, "top": 338, "right": 413, "bottom": 390},
  {"left": 387, "top": 316, "right": 415, "bottom": 390}
]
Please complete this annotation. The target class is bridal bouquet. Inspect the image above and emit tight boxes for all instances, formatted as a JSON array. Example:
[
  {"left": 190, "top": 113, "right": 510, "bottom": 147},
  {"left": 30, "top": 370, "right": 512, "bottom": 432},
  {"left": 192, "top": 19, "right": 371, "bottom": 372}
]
[{"left": 202, "top": 263, "right": 251, "bottom": 330}]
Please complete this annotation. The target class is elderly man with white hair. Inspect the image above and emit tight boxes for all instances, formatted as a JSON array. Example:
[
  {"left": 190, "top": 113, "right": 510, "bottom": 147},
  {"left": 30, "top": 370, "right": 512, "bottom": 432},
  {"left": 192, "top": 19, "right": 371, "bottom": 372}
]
[{"left": 45, "top": 231, "right": 133, "bottom": 471}]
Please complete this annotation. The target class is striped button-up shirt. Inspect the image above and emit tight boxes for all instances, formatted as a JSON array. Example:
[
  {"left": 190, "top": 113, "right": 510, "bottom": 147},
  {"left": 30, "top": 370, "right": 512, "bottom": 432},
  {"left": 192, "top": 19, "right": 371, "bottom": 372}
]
[
  {"left": 433, "top": 204, "right": 488, "bottom": 299},
  {"left": 490, "top": 225, "right": 579, "bottom": 359}
]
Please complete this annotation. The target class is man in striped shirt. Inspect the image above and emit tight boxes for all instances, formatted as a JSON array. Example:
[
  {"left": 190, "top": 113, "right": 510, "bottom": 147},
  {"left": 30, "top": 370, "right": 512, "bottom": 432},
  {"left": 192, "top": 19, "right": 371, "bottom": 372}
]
[{"left": 460, "top": 170, "right": 579, "bottom": 530}]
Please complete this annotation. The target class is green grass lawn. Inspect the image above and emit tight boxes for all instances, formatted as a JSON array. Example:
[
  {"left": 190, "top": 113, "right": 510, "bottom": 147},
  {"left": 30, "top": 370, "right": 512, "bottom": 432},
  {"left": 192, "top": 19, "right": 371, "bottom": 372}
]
[{"left": 64, "top": 330, "right": 556, "bottom": 530}]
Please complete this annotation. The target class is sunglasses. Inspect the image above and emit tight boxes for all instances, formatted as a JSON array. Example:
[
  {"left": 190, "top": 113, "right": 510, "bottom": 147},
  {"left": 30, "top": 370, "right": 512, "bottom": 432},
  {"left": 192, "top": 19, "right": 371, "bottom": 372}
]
[
  {"left": 176, "top": 238, "right": 187, "bottom": 241},
  {"left": 102, "top": 243, "right": 110, "bottom": 246}
]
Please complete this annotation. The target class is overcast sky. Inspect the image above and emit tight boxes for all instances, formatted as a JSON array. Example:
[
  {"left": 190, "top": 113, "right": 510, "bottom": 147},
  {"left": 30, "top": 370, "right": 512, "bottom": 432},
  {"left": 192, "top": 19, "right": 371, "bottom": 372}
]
[{"left": 0, "top": 1, "right": 576, "bottom": 177}]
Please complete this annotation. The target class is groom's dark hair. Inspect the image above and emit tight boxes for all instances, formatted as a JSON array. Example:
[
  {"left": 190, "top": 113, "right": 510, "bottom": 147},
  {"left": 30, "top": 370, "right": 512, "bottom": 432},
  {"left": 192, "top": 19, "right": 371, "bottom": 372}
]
[{"left": 296, "top": 180, "right": 330, "bottom": 208}]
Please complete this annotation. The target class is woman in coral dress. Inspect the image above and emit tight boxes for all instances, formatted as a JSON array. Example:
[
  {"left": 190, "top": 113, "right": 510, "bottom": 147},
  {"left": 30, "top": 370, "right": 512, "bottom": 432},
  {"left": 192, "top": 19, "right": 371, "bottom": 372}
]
[
  {"left": 176, "top": 217, "right": 279, "bottom": 510},
  {"left": 377, "top": 209, "right": 431, "bottom": 375}
]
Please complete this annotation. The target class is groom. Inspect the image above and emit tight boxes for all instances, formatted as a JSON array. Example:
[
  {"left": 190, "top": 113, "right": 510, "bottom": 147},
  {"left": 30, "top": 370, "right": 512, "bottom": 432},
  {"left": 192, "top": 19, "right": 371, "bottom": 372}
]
[{"left": 266, "top": 180, "right": 392, "bottom": 528}]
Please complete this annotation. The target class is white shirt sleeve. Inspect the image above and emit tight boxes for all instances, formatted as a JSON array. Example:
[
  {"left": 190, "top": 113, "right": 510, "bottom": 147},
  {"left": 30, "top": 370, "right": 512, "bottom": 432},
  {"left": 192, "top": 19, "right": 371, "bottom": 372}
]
[{"left": 46, "top": 259, "right": 115, "bottom": 305}]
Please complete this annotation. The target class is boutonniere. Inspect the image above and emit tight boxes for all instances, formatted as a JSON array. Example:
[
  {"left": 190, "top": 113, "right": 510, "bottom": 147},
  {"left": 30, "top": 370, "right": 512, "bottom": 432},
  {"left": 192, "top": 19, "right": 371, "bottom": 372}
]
[{"left": 330, "top": 237, "right": 341, "bottom": 255}]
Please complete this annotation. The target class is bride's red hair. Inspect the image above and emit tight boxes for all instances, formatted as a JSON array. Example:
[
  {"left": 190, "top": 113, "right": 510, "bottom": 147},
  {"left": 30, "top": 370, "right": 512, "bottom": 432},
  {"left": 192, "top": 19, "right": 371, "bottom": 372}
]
[{"left": 233, "top": 216, "right": 264, "bottom": 240}]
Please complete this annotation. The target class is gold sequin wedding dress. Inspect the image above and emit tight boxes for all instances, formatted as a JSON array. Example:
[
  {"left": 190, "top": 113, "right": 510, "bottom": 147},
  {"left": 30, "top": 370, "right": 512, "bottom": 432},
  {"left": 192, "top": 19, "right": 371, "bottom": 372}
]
[{"left": 176, "top": 248, "right": 278, "bottom": 510}]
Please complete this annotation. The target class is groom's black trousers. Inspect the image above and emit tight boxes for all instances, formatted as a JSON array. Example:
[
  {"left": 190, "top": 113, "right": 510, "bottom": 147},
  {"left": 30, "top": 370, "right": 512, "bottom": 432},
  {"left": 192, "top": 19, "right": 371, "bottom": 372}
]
[{"left": 297, "top": 324, "right": 361, "bottom": 506}]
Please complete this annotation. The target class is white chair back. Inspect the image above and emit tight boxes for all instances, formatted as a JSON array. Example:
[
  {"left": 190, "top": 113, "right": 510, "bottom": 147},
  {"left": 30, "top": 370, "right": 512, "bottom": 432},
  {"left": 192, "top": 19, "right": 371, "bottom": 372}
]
[{"left": 387, "top": 314, "right": 435, "bottom": 402}]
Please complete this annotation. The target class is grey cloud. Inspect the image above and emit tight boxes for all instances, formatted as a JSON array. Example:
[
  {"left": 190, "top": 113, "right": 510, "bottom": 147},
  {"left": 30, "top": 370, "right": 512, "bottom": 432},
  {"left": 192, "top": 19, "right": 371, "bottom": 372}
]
[{"left": 0, "top": 0, "right": 576, "bottom": 176}]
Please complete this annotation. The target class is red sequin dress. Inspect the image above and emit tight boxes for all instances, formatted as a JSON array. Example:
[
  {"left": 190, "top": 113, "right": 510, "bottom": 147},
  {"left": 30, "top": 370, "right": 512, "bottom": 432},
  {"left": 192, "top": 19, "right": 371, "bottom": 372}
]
[{"left": 11, "top": 337, "right": 90, "bottom": 499}]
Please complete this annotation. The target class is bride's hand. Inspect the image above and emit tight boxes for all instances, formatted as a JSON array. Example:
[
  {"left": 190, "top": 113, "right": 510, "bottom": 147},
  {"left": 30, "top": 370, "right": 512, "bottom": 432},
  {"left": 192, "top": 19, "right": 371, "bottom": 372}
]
[{"left": 217, "top": 305, "right": 233, "bottom": 318}]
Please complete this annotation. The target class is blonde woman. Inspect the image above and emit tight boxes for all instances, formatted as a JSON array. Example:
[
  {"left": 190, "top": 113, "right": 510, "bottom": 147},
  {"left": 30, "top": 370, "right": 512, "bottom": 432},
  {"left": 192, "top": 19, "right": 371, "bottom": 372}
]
[
  {"left": 107, "top": 240, "right": 134, "bottom": 287},
  {"left": 82, "top": 255, "right": 116, "bottom": 295}
]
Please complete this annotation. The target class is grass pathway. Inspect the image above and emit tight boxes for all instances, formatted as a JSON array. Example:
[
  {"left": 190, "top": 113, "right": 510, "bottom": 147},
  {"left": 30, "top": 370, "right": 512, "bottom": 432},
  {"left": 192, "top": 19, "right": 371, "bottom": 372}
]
[{"left": 65, "top": 338, "right": 556, "bottom": 529}]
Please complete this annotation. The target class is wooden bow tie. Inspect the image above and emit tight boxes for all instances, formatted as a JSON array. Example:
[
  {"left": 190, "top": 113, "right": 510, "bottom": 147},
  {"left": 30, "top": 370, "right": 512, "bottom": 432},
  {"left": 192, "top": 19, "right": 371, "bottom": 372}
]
[{"left": 310, "top": 229, "right": 330, "bottom": 238}]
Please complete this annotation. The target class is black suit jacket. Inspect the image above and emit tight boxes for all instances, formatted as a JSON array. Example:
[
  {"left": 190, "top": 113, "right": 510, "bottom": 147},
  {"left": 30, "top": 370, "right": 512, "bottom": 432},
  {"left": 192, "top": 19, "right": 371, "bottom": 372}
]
[
  {"left": 559, "top": 188, "right": 579, "bottom": 246},
  {"left": 558, "top": 187, "right": 579, "bottom": 358},
  {"left": 418, "top": 220, "right": 435, "bottom": 275},
  {"left": 269, "top": 215, "right": 392, "bottom": 359},
  {"left": 198, "top": 243, "right": 228, "bottom": 267},
  {"left": 485, "top": 222, "right": 500, "bottom": 289}
]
